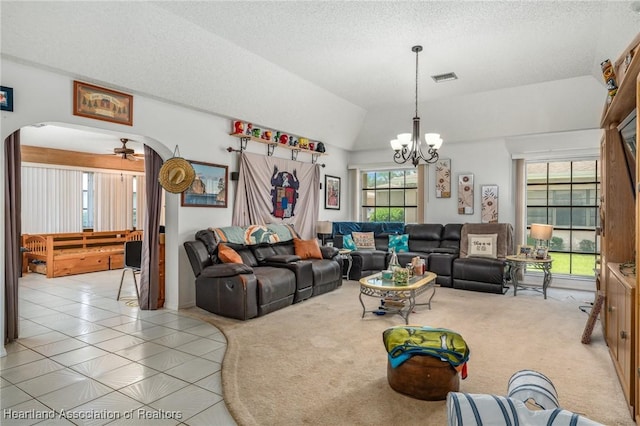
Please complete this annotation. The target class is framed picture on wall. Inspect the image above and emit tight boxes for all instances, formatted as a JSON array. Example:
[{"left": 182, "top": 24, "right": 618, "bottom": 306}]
[
  {"left": 181, "top": 160, "right": 228, "bottom": 207},
  {"left": 73, "top": 80, "right": 133, "bottom": 126},
  {"left": 0, "top": 86, "right": 14, "bottom": 111},
  {"left": 325, "top": 175, "right": 341, "bottom": 210}
]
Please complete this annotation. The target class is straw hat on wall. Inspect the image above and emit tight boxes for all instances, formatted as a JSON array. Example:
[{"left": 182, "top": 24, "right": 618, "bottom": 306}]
[{"left": 158, "top": 157, "right": 195, "bottom": 193}]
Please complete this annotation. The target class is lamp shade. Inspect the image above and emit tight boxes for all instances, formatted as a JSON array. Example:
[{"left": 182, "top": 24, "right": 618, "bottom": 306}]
[
  {"left": 316, "top": 221, "right": 333, "bottom": 235},
  {"left": 390, "top": 139, "right": 403, "bottom": 151},
  {"left": 530, "top": 223, "right": 553, "bottom": 241}
]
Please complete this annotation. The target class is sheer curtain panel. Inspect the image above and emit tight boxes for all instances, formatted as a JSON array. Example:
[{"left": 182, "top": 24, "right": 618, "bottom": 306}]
[
  {"left": 21, "top": 166, "right": 83, "bottom": 234},
  {"left": 93, "top": 172, "right": 134, "bottom": 231}
]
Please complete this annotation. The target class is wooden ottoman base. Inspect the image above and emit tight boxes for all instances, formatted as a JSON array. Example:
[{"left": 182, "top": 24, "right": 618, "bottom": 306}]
[{"left": 387, "top": 355, "right": 460, "bottom": 400}]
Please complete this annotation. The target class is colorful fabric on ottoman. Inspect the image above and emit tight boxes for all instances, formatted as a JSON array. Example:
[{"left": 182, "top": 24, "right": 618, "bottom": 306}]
[
  {"left": 388, "top": 234, "right": 409, "bottom": 253},
  {"left": 383, "top": 326, "right": 470, "bottom": 378}
]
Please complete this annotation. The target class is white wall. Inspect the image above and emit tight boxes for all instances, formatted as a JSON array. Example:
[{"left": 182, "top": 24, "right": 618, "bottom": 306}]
[
  {"left": 0, "top": 59, "right": 352, "bottom": 354},
  {"left": 354, "top": 75, "right": 605, "bottom": 150},
  {"left": 350, "top": 138, "right": 514, "bottom": 226}
]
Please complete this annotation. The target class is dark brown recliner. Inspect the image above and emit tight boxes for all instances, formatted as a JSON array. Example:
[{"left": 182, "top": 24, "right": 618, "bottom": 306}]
[
  {"left": 184, "top": 229, "right": 342, "bottom": 320},
  {"left": 452, "top": 223, "right": 514, "bottom": 294}
]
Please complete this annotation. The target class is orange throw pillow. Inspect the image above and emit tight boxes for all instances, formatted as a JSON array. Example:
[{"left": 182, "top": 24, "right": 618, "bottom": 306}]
[
  {"left": 218, "top": 243, "right": 243, "bottom": 264},
  {"left": 293, "top": 238, "right": 323, "bottom": 260}
]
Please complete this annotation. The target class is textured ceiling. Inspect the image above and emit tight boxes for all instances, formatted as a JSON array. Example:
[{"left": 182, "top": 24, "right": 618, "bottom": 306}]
[
  {"left": 154, "top": 1, "right": 640, "bottom": 108},
  {"left": 11, "top": 1, "right": 640, "bottom": 152}
]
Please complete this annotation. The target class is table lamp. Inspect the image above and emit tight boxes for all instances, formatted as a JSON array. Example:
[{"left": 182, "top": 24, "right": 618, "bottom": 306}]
[
  {"left": 316, "top": 221, "right": 333, "bottom": 246},
  {"left": 530, "top": 223, "right": 553, "bottom": 258}
]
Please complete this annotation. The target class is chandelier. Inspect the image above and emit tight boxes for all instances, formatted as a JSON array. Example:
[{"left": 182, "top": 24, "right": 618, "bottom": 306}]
[{"left": 390, "top": 45, "right": 443, "bottom": 166}]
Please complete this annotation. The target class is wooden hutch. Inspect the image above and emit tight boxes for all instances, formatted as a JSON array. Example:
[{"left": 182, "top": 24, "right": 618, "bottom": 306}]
[{"left": 599, "top": 32, "right": 640, "bottom": 422}]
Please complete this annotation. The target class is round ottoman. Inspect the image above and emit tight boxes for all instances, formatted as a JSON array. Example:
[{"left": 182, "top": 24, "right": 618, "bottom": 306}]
[{"left": 387, "top": 354, "right": 460, "bottom": 400}]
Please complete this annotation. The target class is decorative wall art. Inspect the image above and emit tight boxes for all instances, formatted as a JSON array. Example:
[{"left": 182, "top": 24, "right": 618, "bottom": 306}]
[
  {"left": 435, "top": 159, "right": 451, "bottom": 198},
  {"left": 457, "top": 173, "right": 474, "bottom": 214},
  {"left": 73, "top": 81, "right": 133, "bottom": 126},
  {"left": 480, "top": 185, "right": 499, "bottom": 223},
  {"left": 325, "top": 175, "right": 341, "bottom": 210},
  {"left": 0, "top": 86, "right": 14, "bottom": 111},
  {"left": 181, "top": 160, "right": 228, "bottom": 207}
]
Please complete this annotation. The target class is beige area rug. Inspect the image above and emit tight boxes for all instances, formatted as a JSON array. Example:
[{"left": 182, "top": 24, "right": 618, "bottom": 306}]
[{"left": 183, "top": 283, "right": 634, "bottom": 426}]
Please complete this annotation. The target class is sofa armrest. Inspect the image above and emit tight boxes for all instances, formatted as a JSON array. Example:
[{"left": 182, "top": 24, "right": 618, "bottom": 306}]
[
  {"left": 201, "top": 263, "right": 253, "bottom": 278},
  {"left": 321, "top": 246, "right": 339, "bottom": 259},
  {"left": 265, "top": 254, "right": 301, "bottom": 263}
]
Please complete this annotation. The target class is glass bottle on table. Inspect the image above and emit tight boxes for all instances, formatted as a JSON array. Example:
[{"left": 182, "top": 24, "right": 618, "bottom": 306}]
[{"left": 388, "top": 248, "right": 400, "bottom": 278}]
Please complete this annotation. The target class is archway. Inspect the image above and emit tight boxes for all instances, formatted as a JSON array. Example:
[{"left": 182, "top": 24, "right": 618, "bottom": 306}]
[{"left": 3, "top": 122, "right": 178, "bottom": 349}]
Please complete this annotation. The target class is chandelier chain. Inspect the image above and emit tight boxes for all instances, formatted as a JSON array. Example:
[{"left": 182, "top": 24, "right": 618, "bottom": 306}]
[{"left": 415, "top": 47, "right": 419, "bottom": 118}]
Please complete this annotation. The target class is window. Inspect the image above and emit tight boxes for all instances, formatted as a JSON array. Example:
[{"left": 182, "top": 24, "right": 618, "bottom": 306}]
[
  {"left": 82, "top": 172, "right": 94, "bottom": 230},
  {"left": 526, "top": 160, "right": 600, "bottom": 277},
  {"left": 361, "top": 169, "right": 417, "bottom": 222}
]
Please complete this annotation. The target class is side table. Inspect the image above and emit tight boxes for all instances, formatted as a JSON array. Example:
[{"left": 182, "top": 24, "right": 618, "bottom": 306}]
[
  {"left": 338, "top": 249, "right": 353, "bottom": 280},
  {"left": 505, "top": 255, "right": 553, "bottom": 299}
]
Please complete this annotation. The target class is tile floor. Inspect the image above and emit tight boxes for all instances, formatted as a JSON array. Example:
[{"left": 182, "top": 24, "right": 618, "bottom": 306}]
[{"left": 1, "top": 270, "right": 237, "bottom": 425}]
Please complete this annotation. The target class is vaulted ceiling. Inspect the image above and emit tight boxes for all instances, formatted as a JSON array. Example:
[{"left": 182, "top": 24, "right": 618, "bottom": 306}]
[{"left": 3, "top": 1, "right": 640, "bottom": 153}]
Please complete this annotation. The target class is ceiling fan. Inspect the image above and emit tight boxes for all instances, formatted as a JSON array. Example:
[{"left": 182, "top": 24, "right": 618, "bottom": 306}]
[{"left": 113, "top": 138, "right": 143, "bottom": 161}]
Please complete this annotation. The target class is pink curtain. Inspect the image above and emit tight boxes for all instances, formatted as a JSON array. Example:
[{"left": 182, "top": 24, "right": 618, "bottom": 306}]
[
  {"left": 4, "top": 130, "right": 21, "bottom": 342},
  {"left": 233, "top": 152, "right": 319, "bottom": 239}
]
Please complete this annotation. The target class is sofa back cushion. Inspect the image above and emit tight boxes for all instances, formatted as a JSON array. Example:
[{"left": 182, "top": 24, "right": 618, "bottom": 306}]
[
  {"left": 406, "top": 224, "right": 443, "bottom": 252},
  {"left": 441, "top": 223, "right": 463, "bottom": 251},
  {"left": 272, "top": 241, "right": 295, "bottom": 256},
  {"left": 459, "top": 223, "right": 514, "bottom": 260},
  {"left": 251, "top": 244, "right": 277, "bottom": 263}
]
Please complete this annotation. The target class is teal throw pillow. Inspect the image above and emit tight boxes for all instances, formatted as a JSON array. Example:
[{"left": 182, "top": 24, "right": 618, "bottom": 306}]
[
  {"left": 342, "top": 234, "right": 357, "bottom": 250},
  {"left": 388, "top": 234, "right": 409, "bottom": 253}
]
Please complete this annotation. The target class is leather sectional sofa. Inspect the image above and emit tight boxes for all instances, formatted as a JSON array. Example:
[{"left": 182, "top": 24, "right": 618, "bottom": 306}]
[
  {"left": 184, "top": 225, "right": 342, "bottom": 320},
  {"left": 332, "top": 222, "right": 514, "bottom": 294}
]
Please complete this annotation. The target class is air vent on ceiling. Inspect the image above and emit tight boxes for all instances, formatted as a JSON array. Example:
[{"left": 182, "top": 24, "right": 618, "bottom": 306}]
[{"left": 431, "top": 72, "right": 458, "bottom": 83}]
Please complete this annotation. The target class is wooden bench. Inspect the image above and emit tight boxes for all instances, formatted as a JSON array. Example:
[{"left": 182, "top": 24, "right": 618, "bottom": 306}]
[{"left": 21, "top": 230, "right": 139, "bottom": 278}]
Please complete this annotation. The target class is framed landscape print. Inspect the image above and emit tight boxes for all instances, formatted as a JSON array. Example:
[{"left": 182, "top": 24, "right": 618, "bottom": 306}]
[
  {"left": 325, "top": 175, "right": 340, "bottom": 210},
  {"left": 181, "top": 160, "right": 228, "bottom": 207},
  {"left": 73, "top": 80, "right": 133, "bottom": 126}
]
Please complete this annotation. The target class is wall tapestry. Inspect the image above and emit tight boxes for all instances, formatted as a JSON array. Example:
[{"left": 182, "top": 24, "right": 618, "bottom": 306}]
[
  {"left": 458, "top": 173, "right": 474, "bottom": 215},
  {"left": 435, "top": 159, "right": 451, "bottom": 198},
  {"left": 233, "top": 152, "right": 320, "bottom": 239},
  {"left": 481, "top": 185, "right": 499, "bottom": 223}
]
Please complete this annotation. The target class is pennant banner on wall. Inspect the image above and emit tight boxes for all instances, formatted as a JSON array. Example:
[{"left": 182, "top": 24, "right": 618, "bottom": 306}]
[{"left": 233, "top": 152, "right": 320, "bottom": 239}]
